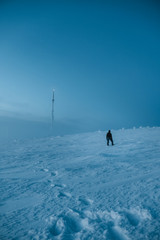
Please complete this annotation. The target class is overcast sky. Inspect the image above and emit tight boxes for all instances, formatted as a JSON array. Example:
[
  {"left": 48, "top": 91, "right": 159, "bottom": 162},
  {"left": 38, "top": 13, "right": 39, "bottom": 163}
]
[{"left": 0, "top": 0, "right": 160, "bottom": 131}]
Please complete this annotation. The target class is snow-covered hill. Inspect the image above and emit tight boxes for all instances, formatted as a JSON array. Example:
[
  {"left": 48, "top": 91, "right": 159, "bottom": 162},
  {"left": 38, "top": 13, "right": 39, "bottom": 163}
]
[{"left": 0, "top": 127, "right": 160, "bottom": 240}]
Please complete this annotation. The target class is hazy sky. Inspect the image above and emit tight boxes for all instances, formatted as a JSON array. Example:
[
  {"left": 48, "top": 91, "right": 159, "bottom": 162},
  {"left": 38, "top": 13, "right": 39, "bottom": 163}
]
[{"left": 0, "top": 0, "right": 160, "bottom": 130}]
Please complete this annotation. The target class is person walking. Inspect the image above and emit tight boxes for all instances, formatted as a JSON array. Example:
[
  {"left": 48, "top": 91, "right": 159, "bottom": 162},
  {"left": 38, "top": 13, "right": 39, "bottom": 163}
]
[{"left": 106, "top": 130, "right": 114, "bottom": 146}]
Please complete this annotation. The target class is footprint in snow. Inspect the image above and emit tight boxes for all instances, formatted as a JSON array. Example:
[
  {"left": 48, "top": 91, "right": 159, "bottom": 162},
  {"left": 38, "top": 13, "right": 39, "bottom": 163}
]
[
  {"left": 124, "top": 208, "right": 151, "bottom": 227},
  {"left": 58, "top": 191, "right": 72, "bottom": 198},
  {"left": 49, "top": 210, "right": 85, "bottom": 237},
  {"left": 49, "top": 218, "right": 64, "bottom": 236},
  {"left": 55, "top": 183, "right": 66, "bottom": 188},
  {"left": 125, "top": 211, "right": 140, "bottom": 226},
  {"left": 50, "top": 171, "right": 58, "bottom": 177},
  {"left": 108, "top": 222, "right": 130, "bottom": 240},
  {"left": 40, "top": 168, "right": 49, "bottom": 172},
  {"left": 64, "top": 210, "right": 84, "bottom": 233},
  {"left": 78, "top": 196, "right": 93, "bottom": 206}
]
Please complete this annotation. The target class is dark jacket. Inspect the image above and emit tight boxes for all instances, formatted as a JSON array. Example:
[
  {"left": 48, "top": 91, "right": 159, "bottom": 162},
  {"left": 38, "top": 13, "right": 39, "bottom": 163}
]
[{"left": 106, "top": 131, "right": 112, "bottom": 140}]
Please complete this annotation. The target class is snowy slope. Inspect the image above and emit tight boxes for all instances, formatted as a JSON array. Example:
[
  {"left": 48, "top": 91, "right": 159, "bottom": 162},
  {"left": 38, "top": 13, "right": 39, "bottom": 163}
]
[{"left": 0, "top": 127, "right": 160, "bottom": 240}]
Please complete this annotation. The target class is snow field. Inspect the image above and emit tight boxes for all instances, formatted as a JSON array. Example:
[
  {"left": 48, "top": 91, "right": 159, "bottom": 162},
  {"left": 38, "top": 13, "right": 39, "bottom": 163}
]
[{"left": 0, "top": 127, "right": 160, "bottom": 239}]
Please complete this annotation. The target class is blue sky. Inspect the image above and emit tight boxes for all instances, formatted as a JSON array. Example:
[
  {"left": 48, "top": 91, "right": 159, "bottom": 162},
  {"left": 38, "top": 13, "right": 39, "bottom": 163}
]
[{"left": 0, "top": 0, "right": 160, "bottom": 131}]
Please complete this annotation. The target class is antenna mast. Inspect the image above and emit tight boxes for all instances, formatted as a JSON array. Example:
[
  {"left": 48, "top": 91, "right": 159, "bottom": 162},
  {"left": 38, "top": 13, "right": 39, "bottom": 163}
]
[{"left": 52, "top": 89, "right": 55, "bottom": 128}]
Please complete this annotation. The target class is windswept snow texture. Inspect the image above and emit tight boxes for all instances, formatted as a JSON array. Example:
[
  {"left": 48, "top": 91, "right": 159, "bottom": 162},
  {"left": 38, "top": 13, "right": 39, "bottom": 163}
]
[{"left": 0, "top": 127, "right": 160, "bottom": 240}]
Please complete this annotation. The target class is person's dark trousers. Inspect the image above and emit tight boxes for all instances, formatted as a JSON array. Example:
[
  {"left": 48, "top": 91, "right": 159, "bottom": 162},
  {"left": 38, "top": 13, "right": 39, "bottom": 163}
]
[{"left": 107, "top": 138, "right": 114, "bottom": 146}]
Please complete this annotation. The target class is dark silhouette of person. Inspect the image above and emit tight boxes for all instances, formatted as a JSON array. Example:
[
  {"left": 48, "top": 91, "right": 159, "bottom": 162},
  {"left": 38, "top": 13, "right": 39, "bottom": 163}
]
[{"left": 106, "top": 130, "right": 114, "bottom": 146}]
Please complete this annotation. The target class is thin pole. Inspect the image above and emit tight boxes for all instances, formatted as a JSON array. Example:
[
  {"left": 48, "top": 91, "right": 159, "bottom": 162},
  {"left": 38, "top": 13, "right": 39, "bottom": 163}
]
[{"left": 52, "top": 89, "right": 55, "bottom": 129}]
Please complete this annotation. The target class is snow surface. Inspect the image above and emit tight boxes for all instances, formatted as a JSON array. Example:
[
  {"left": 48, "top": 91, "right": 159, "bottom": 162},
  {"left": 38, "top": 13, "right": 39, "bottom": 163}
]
[{"left": 0, "top": 127, "right": 160, "bottom": 240}]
